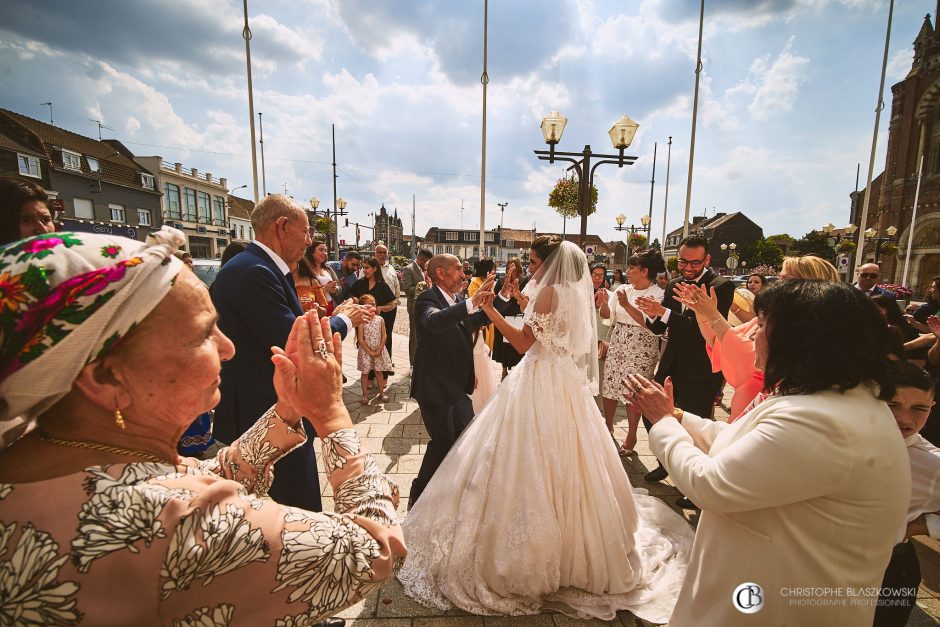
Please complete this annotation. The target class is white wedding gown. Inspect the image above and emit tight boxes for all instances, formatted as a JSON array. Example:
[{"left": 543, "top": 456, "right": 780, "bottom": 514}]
[{"left": 398, "top": 302, "right": 694, "bottom": 623}]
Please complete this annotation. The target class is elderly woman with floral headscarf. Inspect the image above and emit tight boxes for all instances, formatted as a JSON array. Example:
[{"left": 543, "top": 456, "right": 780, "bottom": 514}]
[{"left": 0, "top": 228, "right": 405, "bottom": 625}]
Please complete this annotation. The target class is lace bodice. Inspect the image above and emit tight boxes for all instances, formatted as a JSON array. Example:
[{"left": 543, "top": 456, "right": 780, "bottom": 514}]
[{"left": 523, "top": 309, "right": 568, "bottom": 358}]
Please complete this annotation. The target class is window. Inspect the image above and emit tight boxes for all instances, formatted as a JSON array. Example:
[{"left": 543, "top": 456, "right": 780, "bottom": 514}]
[
  {"left": 137, "top": 208, "right": 152, "bottom": 226},
  {"left": 239, "top": 224, "right": 245, "bottom": 240},
  {"left": 189, "top": 236, "right": 211, "bottom": 259},
  {"left": 140, "top": 173, "right": 155, "bottom": 190},
  {"left": 212, "top": 195, "right": 225, "bottom": 225},
  {"left": 87, "top": 157, "right": 100, "bottom": 173},
  {"left": 74, "top": 197, "right": 94, "bottom": 219},
  {"left": 249, "top": 227, "right": 254, "bottom": 240},
  {"left": 61, "top": 150, "right": 82, "bottom": 170},
  {"left": 485, "top": 232, "right": 495, "bottom": 241},
  {"left": 164, "top": 183, "right": 181, "bottom": 219},
  {"left": 198, "top": 191, "right": 211, "bottom": 223},
  {"left": 467, "top": 232, "right": 477, "bottom": 241},
  {"left": 446, "top": 231, "right": 458, "bottom": 241},
  {"left": 506, "top": 239, "right": 514, "bottom": 248},
  {"left": 445, "top": 245, "right": 453, "bottom": 254},
  {"left": 17, "top": 153, "right": 40, "bottom": 178},
  {"left": 183, "top": 188, "right": 197, "bottom": 221},
  {"left": 109, "top": 203, "right": 126, "bottom": 223}
]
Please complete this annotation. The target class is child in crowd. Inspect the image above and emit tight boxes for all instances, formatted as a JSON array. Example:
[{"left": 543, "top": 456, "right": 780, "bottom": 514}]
[
  {"left": 875, "top": 361, "right": 940, "bottom": 626},
  {"left": 357, "top": 294, "right": 392, "bottom": 404}
]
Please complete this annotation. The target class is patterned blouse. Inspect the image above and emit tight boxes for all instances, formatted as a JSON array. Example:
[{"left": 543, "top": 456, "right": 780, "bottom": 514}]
[{"left": 0, "top": 408, "right": 405, "bottom": 625}]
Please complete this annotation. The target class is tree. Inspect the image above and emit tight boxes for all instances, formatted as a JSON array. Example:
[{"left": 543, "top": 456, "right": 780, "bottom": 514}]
[
  {"left": 548, "top": 177, "right": 598, "bottom": 220},
  {"left": 650, "top": 238, "right": 662, "bottom": 251},
  {"left": 746, "top": 237, "right": 784, "bottom": 269},
  {"left": 666, "top": 256, "right": 678, "bottom": 273},
  {"left": 766, "top": 233, "right": 796, "bottom": 257},
  {"left": 792, "top": 231, "right": 836, "bottom": 263}
]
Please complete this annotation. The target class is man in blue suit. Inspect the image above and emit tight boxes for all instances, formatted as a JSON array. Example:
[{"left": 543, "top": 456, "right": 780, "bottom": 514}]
[
  {"left": 409, "top": 254, "right": 513, "bottom": 508},
  {"left": 212, "top": 195, "right": 354, "bottom": 514},
  {"left": 856, "top": 262, "right": 897, "bottom": 303}
]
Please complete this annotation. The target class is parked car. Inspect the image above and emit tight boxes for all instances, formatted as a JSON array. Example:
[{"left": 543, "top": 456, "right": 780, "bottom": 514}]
[{"left": 192, "top": 259, "right": 221, "bottom": 287}]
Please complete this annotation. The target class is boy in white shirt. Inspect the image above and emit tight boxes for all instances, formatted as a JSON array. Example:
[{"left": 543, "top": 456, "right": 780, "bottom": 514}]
[{"left": 876, "top": 361, "right": 940, "bottom": 626}]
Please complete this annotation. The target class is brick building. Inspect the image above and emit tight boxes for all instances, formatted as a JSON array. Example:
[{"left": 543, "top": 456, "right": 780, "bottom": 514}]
[{"left": 855, "top": 5, "right": 940, "bottom": 295}]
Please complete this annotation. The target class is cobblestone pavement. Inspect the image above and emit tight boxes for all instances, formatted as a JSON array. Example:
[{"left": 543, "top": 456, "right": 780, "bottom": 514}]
[{"left": 320, "top": 303, "right": 940, "bottom": 626}]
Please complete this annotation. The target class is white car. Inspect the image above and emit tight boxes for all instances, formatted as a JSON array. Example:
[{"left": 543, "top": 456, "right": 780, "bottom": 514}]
[{"left": 192, "top": 259, "right": 221, "bottom": 286}]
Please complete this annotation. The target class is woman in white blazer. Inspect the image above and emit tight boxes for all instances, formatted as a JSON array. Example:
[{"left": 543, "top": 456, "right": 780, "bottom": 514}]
[{"left": 627, "top": 279, "right": 910, "bottom": 626}]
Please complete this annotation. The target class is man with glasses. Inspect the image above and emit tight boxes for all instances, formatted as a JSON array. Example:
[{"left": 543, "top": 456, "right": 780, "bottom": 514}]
[
  {"left": 856, "top": 263, "right": 896, "bottom": 301},
  {"left": 636, "top": 235, "right": 735, "bottom": 509}
]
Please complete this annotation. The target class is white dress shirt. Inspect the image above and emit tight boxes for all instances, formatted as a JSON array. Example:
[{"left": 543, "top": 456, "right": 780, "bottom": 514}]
[
  {"left": 253, "top": 240, "right": 290, "bottom": 275},
  {"left": 607, "top": 283, "right": 664, "bottom": 326},
  {"left": 902, "top": 433, "right": 940, "bottom": 542},
  {"left": 437, "top": 285, "right": 479, "bottom": 314},
  {"left": 381, "top": 262, "right": 400, "bottom": 298}
]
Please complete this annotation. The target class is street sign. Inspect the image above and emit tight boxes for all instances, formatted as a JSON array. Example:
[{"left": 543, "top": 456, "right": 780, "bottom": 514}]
[
  {"left": 585, "top": 246, "right": 595, "bottom": 255},
  {"left": 340, "top": 239, "right": 346, "bottom": 245}
]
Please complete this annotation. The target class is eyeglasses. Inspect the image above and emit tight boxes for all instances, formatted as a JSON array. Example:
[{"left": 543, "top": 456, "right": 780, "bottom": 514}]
[
  {"left": 677, "top": 258, "right": 706, "bottom": 267},
  {"left": 859, "top": 272, "right": 879, "bottom": 279}
]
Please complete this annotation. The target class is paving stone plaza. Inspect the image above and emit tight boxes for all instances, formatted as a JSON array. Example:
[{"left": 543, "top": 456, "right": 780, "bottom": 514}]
[{"left": 318, "top": 304, "right": 940, "bottom": 626}]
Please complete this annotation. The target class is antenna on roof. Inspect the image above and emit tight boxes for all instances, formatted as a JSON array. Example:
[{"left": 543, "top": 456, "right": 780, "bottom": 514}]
[
  {"left": 88, "top": 119, "right": 113, "bottom": 141},
  {"left": 40, "top": 102, "right": 53, "bottom": 126}
]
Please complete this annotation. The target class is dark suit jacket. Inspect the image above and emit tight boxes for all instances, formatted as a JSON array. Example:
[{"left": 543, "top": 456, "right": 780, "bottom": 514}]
[
  {"left": 410, "top": 287, "right": 500, "bottom": 406},
  {"left": 646, "top": 270, "right": 735, "bottom": 381}
]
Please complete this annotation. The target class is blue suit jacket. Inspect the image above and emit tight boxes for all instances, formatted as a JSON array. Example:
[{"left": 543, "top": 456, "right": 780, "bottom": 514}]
[{"left": 211, "top": 243, "right": 345, "bottom": 510}]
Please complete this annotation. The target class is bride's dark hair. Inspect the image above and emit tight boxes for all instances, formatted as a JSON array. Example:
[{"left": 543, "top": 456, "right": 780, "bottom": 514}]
[{"left": 530, "top": 235, "right": 562, "bottom": 263}]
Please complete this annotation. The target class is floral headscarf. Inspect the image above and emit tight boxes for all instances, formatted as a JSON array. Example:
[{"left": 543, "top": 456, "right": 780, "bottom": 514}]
[{"left": 0, "top": 226, "right": 185, "bottom": 438}]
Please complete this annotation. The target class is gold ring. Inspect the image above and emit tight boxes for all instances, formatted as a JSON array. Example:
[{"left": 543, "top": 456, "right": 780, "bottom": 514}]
[{"left": 689, "top": 298, "right": 699, "bottom": 305}]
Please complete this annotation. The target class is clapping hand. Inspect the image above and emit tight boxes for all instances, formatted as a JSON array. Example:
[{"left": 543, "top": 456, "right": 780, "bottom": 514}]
[
  {"left": 623, "top": 374, "right": 675, "bottom": 424},
  {"left": 271, "top": 313, "right": 349, "bottom": 434},
  {"left": 472, "top": 272, "right": 497, "bottom": 308},
  {"left": 635, "top": 295, "right": 666, "bottom": 318},
  {"left": 928, "top": 315, "right": 940, "bottom": 339},
  {"left": 594, "top": 288, "right": 608, "bottom": 308},
  {"left": 674, "top": 282, "right": 719, "bottom": 320}
]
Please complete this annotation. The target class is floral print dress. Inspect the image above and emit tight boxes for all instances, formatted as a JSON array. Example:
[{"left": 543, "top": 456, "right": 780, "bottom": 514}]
[{"left": 0, "top": 408, "right": 405, "bottom": 626}]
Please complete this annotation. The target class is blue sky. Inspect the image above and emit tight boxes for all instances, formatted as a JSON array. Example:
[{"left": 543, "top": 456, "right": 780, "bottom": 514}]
[{"left": 0, "top": 0, "right": 932, "bottom": 248}]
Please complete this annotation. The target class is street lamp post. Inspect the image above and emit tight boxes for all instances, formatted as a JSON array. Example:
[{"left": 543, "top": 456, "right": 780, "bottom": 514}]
[
  {"left": 614, "top": 213, "right": 651, "bottom": 261},
  {"left": 534, "top": 111, "right": 639, "bottom": 249},
  {"left": 864, "top": 225, "right": 898, "bottom": 266},
  {"left": 720, "top": 242, "right": 739, "bottom": 275},
  {"left": 308, "top": 196, "right": 320, "bottom": 235}
]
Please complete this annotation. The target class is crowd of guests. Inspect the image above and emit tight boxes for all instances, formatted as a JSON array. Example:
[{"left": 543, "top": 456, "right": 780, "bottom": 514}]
[{"left": 2, "top": 176, "right": 940, "bottom": 625}]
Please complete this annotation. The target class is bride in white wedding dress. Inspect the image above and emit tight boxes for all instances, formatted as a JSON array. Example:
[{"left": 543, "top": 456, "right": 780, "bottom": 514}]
[{"left": 397, "top": 237, "right": 693, "bottom": 623}]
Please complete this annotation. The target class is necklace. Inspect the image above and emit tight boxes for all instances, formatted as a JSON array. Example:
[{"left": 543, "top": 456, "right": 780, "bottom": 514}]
[{"left": 39, "top": 434, "right": 169, "bottom": 464}]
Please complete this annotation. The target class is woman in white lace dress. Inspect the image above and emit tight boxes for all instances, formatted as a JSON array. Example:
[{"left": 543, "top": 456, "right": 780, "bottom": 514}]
[{"left": 398, "top": 236, "right": 692, "bottom": 623}]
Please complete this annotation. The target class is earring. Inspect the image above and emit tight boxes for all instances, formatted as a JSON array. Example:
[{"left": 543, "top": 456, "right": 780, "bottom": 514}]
[{"left": 114, "top": 408, "right": 125, "bottom": 429}]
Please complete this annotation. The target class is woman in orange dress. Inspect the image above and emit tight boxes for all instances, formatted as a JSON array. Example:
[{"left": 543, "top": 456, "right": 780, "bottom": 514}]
[{"left": 293, "top": 241, "right": 341, "bottom": 316}]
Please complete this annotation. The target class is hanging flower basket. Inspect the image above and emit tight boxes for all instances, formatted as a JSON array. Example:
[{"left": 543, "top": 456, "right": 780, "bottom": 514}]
[
  {"left": 628, "top": 233, "right": 648, "bottom": 249},
  {"left": 879, "top": 243, "right": 899, "bottom": 257},
  {"left": 548, "top": 177, "right": 598, "bottom": 218},
  {"left": 835, "top": 240, "right": 856, "bottom": 255}
]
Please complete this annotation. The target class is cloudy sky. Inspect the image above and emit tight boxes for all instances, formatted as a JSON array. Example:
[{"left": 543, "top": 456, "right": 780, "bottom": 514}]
[{"left": 0, "top": 0, "right": 932, "bottom": 248}]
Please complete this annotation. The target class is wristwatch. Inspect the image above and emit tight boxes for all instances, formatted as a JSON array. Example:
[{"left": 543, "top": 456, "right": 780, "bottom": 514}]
[{"left": 672, "top": 408, "right": 684, "bottom": 422}]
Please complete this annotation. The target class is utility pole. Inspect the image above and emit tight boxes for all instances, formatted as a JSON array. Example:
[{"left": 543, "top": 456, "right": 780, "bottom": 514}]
[
  {"left": 40, "top": 102, "right": 53, "bottom": 126},
  {"left": 242, "top": 0, "right": 260, "bottom": 202},
  {"left": 258, "top": 112, "right": 267, "bottom": 196}
]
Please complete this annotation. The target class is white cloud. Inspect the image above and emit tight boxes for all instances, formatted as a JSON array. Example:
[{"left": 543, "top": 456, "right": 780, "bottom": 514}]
[{"left": 722, "top": 38, "right": 809, "bottom": 121}]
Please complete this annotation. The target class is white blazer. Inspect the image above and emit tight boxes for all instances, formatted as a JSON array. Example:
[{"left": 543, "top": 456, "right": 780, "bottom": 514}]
[{"left": 650, "top": 384, "right": 910, "bottom": 626}]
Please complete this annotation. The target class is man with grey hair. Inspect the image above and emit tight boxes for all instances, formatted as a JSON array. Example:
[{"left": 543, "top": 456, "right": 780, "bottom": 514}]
[{"left": 212, "top": 195, "right": 359, "bottom": 520}]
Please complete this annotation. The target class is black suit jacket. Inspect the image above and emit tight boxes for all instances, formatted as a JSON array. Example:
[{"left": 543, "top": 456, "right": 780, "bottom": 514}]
[
  {"left": 410, "top": 287, "right": 503, "bottom": 406},
  {"left": 646, "top": 270, "right": 735, "bottom": 381}
]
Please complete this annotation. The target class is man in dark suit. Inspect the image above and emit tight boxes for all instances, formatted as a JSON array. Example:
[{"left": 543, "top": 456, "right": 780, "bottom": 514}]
[
  {"left": 408, "top": 254, "right": 499, "bottom": 508},
  {"left": 636, "top": 235, "right": 735, "bottom": 507},
  {"left": 855, "top": 262, "right": 897, "bottom": 304},
  {"left": 401, "top": 248, "right": 433, "bottom": 367},
  {"left": 212, "top": 195, "right": 358, "bottom": 516}
]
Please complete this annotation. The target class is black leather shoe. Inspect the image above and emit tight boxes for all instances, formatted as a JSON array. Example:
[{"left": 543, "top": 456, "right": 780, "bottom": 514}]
[
  {"left": 644, "top": 464, "right": 668, "bottom": 482},
  {"left": 675, "top": 496, "right": 699, "bottom": 510},
  {"left": 312, "top": 619, "right": 346, "bottom": 627}
]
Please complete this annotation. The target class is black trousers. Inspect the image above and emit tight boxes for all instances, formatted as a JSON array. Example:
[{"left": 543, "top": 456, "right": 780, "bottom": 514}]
[
  {"left": 383, "top": 309, "right": 396, "bottom": 358},
  {"left": 410, "top": 396, "right": 474, "bottom": 507},
  {"left": 873, "top": 541, "right": 920, "bottom": 627},
  {"left": 268, "top": 419, "right": 322, "bottom": 512}
]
